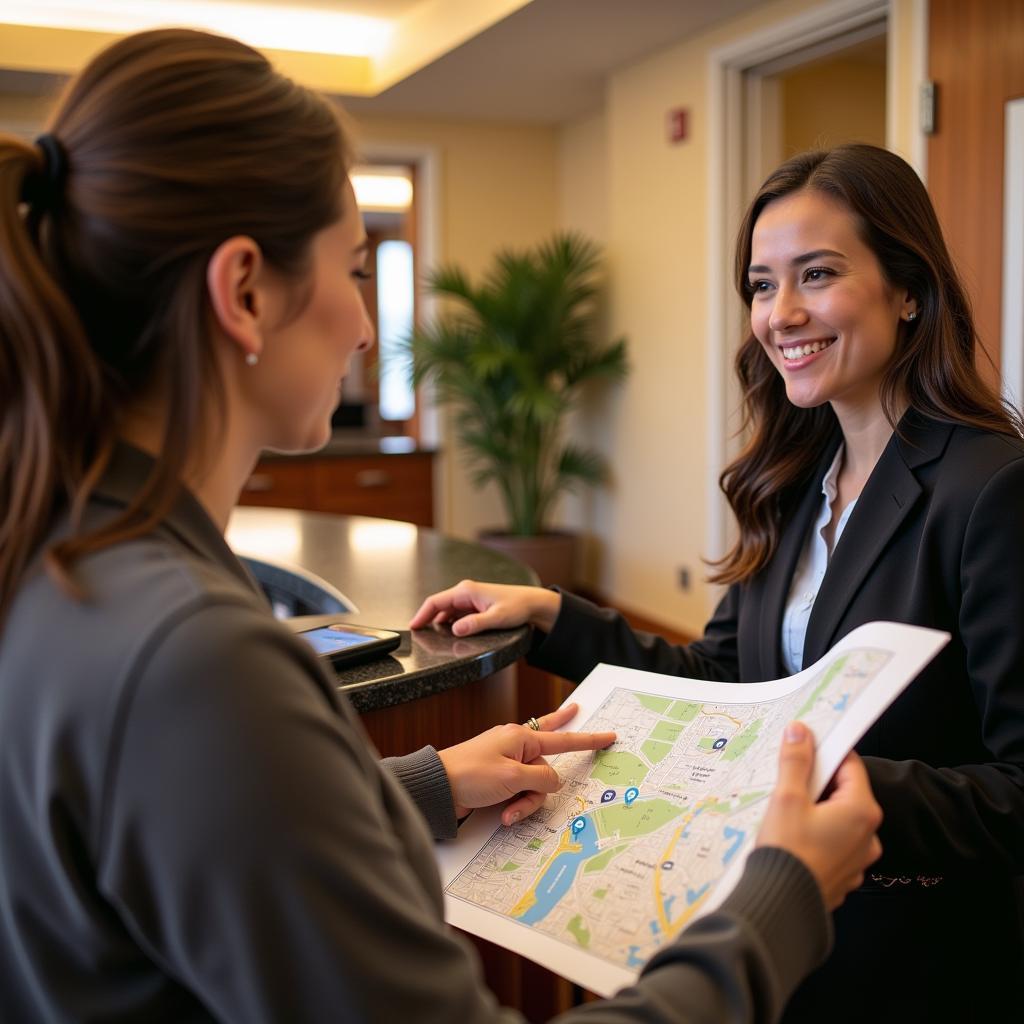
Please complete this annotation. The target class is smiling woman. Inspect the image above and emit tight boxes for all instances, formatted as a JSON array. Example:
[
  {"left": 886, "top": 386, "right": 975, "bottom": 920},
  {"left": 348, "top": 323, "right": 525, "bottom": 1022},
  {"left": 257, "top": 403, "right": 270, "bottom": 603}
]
[
  {"left": 747, "top": 193, "right": 913, "bottom": 416},
  {"left": 411, "top": 143, "right": 1024, "bottom": 1024},
  {"left": 720, "top": 143, "right": 1020, "bottom": 584}
]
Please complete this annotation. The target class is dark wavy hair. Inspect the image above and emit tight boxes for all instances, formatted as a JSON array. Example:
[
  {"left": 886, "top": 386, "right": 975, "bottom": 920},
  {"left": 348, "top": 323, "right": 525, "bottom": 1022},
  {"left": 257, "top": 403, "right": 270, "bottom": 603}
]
[
  {"left": 0, "top": 29, "right": 353, "bottom": 620},
  {"left": 710, "top": 143, "right": 1021, "bottom": 585}
]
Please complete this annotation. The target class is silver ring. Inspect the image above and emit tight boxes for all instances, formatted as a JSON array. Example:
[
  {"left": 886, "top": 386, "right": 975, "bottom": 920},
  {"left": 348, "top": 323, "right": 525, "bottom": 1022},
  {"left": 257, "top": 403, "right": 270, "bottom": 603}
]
[{"left": 525, "top": 716, "right": 541, "bottom": 731}]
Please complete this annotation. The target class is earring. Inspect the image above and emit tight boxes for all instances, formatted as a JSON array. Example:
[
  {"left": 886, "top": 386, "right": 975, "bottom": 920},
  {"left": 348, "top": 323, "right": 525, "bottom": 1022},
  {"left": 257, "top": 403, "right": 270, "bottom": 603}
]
[
  {"left": 907, "top": 311, "right": 917, "bottom": 322},
  {"left": 245, "top": 352, "right": 259, "bottom": 366}
]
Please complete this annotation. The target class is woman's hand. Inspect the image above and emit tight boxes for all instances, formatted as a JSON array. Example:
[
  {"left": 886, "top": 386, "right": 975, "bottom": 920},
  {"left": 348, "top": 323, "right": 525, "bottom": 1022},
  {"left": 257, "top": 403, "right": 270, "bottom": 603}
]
[
  {"left": 437, "top": 703, "right": 616, "bottom": 826},
  {"left": 757, "top": 721, "right": 883, "bottom": 910},
  {"left": 410, "top": 580, "right": 562, "bottom": 636}
]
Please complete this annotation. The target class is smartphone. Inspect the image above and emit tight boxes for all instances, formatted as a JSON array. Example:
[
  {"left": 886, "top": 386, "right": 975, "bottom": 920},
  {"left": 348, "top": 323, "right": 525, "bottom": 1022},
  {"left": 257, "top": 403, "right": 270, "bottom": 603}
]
[{"left": 296, "top": 623, "right": 401, "bottom": 668}]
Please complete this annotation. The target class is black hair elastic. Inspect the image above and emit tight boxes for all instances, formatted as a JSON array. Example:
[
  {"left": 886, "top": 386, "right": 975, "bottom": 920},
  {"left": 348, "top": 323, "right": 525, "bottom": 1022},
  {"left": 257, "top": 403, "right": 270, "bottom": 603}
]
[{"left": 20, "top": 133, "right": 68, "bottom": 211}]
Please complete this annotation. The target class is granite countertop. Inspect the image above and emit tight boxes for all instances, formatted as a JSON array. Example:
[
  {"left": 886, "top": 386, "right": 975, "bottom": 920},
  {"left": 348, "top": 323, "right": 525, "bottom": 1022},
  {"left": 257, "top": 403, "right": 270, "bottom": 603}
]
[
  {"left": 261, "top": 432, "right": 436, "bottom": 459},
  {"left": 226, "top": 507, "right": 537, "bottom": 711}
]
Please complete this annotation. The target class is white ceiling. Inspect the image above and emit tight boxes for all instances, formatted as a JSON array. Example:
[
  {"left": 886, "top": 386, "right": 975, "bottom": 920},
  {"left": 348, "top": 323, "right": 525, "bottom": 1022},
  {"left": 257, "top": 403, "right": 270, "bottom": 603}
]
[
  {"left": 0, "top": 0, "right": 777, "bottom": 125},
  {"left": 295, "top": 0, "right": 423, "bottom": 14},
  {"left": 340, "top": 0, "right": 768, "bottom": 122}
]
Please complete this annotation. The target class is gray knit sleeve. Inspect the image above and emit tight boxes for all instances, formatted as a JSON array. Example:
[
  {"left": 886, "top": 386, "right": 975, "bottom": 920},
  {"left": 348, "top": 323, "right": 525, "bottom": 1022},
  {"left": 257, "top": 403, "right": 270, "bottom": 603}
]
[
  {"left": 552, "top": 847, "right": 831, "bottom": 1023},
  {"left": 382, "top": 745, "right": 459, "bottom": 840}
]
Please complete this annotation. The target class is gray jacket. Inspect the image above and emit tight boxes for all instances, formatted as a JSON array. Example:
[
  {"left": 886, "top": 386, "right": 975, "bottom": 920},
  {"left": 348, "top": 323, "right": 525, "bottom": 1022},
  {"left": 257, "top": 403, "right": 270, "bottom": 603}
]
[{"left": 0, "top": 444, "right": 829, "bottom": 1022}]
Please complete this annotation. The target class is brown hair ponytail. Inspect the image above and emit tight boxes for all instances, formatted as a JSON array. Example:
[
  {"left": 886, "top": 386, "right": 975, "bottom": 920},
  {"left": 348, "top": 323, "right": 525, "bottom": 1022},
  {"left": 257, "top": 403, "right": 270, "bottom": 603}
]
[
  {"left": 0, "top": 136, "right": 105, "bottom": 616},
  {"left": 0, "top": 29, "right": 353, "bottom": 622}
]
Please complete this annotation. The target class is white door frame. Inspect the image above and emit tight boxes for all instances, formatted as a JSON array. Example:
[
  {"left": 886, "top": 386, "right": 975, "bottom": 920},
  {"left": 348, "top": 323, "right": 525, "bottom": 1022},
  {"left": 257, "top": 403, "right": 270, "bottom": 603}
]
[
  {"left": 1001, "top": 98, "right": 1024, "bottom": 410},
  {"left": 359, "top": 141, "right": 451, "bottom": 526},
  {"left": 359, "top": 141, "right": 443, "bottom": 445},
  {"left": 704, "top": 0, "right": 927, "bottom": 573}
]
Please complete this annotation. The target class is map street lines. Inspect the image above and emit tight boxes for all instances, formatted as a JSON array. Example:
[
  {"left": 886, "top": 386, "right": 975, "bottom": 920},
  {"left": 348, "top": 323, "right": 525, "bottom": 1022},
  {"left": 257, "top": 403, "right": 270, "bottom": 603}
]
[{"left": 437, "top": 621, "right": 949, "bottom": 996}]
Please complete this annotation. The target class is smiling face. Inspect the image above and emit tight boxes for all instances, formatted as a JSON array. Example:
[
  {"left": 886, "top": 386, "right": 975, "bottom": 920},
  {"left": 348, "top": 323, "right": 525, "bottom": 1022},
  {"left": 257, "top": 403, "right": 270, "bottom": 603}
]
[
  {"left": 748, "top": 189, "right": 915, "bottom": 422},
  {"left": 256, "top": 179, "right": 374, "bottom": 452}
]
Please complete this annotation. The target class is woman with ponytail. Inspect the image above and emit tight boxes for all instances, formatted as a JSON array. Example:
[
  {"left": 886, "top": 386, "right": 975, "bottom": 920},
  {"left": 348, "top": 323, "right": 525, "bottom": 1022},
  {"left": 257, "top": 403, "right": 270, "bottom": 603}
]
[
  {"left": 415, "top": 145, "right": 1024, "bottom": 1023},
  {"left": 0, "top": 29, "right": 881, "bottom": 1024}
]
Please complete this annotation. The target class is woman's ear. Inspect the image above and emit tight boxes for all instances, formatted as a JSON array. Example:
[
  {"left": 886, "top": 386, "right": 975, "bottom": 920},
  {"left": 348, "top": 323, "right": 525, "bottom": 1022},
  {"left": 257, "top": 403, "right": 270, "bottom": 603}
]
[
  {"left": 206, "top": 236, "right": 265, "bottom": 363},
  {"left": 899, "top": 290, "right": 919, "bottom": 322}
]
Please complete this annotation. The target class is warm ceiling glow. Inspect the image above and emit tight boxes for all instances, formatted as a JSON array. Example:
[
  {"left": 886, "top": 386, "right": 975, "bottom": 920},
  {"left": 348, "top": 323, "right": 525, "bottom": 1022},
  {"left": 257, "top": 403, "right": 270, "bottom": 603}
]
[
  {"left": 0, "top": 1, "right": 394, "bottom": 58},
  {"left": 352, "top": 172, "right": 414, "bottom": 211}
]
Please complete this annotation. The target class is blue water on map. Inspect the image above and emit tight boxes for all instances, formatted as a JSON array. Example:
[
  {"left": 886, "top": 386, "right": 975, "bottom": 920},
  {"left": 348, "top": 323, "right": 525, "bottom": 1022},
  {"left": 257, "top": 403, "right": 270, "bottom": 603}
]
[
  {"left": 680, "top": 805, "right": 705, "bottom": 840},
  {"left": 686, "top": 882, "right": 709, "bottom": 905},
  {"left": 516, "top": 820, "right": 600, "bottom": 925},
  {"left": 516, "top": 803, "right": 726, "bottom": 929},
  {"left": 723, "top": 826, "right": 746, "bottom": 864}
]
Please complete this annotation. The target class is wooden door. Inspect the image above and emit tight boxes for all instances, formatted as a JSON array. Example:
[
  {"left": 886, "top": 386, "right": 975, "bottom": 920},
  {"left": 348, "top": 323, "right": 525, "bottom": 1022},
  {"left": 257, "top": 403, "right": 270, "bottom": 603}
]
[{"left": 927, "top": 0, "right": 1024, "bottom": 380}]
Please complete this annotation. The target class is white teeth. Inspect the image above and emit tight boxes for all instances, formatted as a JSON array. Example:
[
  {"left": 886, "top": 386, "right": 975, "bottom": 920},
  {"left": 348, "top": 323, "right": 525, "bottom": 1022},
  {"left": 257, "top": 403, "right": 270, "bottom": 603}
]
[{"left": 782, "top": 338, "right": 834, "bottom": 360}]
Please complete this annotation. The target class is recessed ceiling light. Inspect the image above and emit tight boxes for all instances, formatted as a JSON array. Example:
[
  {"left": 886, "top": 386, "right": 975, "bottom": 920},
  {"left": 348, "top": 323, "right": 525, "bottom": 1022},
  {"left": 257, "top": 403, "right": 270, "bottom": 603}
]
[
  {"left": 1, "top": 1, "right": 394, "bottom": 58},
  {"left": 352, "top": 172, "right": 413, "bottom": 211}
]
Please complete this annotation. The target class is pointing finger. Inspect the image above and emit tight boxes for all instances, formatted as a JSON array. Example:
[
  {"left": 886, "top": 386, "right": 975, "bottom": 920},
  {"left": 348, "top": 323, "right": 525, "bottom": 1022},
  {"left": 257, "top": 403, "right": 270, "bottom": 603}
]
[{"left": 532, "top": 730, "right": 617, "bottom": 756}]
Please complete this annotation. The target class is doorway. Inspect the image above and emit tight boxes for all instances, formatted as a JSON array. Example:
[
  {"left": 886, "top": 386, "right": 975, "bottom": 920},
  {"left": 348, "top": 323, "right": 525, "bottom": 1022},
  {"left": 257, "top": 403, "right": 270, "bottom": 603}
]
[
  {"left": 744, "top": 31, "right": 887, "bottom": 196},
  {"left": 705, "top": 0, "right": 909, "bottom": 572},
  {"left": 718, "top": 26, "right": 888, "bottom": 498},
  {"left": 343, "top": 162, "right": 419, "bottom": 439}
]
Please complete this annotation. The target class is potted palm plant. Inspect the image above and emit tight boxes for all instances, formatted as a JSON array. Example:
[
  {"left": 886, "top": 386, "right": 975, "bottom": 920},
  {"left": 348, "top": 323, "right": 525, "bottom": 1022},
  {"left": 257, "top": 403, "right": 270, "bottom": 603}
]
[{"left": 410, "top": 231, "right": 628, "bottom": 587}]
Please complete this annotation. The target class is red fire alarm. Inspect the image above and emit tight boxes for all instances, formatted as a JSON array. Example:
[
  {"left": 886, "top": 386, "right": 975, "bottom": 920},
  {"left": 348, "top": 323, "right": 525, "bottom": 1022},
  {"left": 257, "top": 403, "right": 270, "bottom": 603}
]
[{"left": 667, "top": 107, "right": 689, "bottom": 144}]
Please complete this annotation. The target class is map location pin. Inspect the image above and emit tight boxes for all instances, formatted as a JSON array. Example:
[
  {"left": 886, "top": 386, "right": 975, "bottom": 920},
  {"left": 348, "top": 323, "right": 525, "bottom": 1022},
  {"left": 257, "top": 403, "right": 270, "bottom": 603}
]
[
  {"left": 571, "top": 816, "right": 587, "bottom": 836},
  {"left": 624, "top": 787, "right": 639, "bottom": 807}
]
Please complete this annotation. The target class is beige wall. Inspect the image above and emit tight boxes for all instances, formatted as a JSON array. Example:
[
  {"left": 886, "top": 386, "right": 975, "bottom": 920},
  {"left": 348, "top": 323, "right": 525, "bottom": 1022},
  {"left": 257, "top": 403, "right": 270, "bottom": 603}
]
[
  {"left": 557, "top": 0, "right": 925, "bottom": 635},
  {"left": 555, "top": 110, "right": 615, "bottom": 582},
  {"left": 0, "top": 90, "right": 58, "bottom": 136},
  {"left": 352, "top": 114, "right": 560, "bottom": 541},
  {"left": 781, "top": 55, "right": 887, "bottom": 156},
  {"left": 353, "top": 115, "right": 559, "bottom": 294}
]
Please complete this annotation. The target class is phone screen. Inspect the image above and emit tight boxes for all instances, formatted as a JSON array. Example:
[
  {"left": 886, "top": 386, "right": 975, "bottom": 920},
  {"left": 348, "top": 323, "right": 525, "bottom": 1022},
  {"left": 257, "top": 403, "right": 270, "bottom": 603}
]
[{"left": 300, "top": 627, "right": 377, "bottom": 656}]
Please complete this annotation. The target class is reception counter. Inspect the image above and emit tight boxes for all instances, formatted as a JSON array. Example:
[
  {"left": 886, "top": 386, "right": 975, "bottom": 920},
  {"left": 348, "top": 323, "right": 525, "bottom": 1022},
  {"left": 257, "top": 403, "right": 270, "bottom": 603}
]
[
  {"left": 227, "top": 506, "right": 576, "bottom": 1013},
  {"left": 226, "top": 506, "right": 537, "bottom": 756}
]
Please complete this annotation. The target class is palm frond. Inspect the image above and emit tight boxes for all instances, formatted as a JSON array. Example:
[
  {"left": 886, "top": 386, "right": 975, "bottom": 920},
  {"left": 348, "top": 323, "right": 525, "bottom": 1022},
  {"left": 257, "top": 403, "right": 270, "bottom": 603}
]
[
  {"left": 414, "top": 231, "right": 629, "bottom": 532},
  {"left": 554, "top": 444, "right": 608, "bottom": 487}
]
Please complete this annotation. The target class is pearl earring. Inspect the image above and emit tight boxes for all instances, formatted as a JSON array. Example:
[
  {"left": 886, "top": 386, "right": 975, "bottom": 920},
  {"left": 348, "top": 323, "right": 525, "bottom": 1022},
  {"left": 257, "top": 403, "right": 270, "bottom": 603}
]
[{"left": 245, "top": 352, "right": 259, "bottom": 366}]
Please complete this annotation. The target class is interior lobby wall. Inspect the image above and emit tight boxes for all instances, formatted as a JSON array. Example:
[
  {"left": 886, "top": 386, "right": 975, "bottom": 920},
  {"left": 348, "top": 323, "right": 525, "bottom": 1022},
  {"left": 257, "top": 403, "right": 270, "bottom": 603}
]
[
  {"left": 351, "top": 114, "right": 561, "bottom": 542},
  {"left": 782, "top": 54, "right": 887, "bottom": 156},
  {"left": 557, "top": 0, "right": 924, "bottom": 636}
]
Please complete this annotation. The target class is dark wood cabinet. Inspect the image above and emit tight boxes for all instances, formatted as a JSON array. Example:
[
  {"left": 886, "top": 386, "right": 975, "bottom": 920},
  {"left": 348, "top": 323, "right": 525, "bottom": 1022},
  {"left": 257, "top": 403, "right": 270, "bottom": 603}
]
[
  {"left": 238, "top": 459, "right": 316, "bottom": 510},
  {"left": 238, "top": 451, "right": 435, "bottom": 526}
]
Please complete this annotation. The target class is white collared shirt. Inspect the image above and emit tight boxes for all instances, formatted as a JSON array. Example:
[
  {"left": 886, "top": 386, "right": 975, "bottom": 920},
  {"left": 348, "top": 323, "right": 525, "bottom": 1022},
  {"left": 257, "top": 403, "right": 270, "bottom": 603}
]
[{"left": 780, "top": 444, "right": 857, "bottom": 676}]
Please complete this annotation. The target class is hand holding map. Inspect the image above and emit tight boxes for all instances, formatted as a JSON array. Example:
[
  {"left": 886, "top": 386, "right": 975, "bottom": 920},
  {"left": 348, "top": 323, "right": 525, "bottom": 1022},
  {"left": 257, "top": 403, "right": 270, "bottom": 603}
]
[
  {"left": 437, "top": 620, "right": 948, "bottom": 996},
  {"left": 756, "top": 722, "right": 882, "bottom": 909}
]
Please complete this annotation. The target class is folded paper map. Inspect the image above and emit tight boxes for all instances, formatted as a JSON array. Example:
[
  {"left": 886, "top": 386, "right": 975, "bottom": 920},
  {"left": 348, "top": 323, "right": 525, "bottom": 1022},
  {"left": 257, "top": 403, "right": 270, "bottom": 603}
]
[{"left": 437, "top": 620, "right": 949, "bottom": 996}]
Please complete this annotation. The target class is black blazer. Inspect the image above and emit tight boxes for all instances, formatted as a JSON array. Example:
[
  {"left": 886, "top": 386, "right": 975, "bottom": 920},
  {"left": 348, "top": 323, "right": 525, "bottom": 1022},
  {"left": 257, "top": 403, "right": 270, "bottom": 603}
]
[{"left": 531, "top": 413, "right": 1024, "bottom": 1021}]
